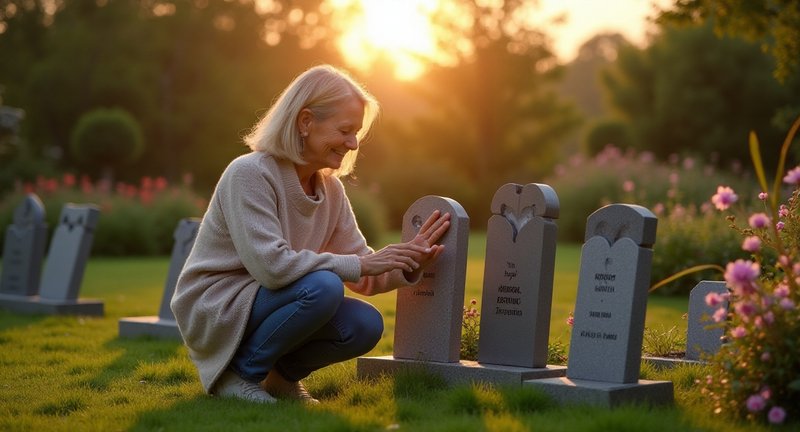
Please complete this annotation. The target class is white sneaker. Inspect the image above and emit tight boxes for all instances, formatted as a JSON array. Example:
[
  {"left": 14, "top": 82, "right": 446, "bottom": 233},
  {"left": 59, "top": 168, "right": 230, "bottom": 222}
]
[{"left": 214, "top": 370, "right": 276, "bottom": 403}]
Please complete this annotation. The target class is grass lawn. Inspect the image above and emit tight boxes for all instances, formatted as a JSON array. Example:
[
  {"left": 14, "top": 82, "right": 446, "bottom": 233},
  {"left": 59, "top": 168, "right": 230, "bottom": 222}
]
[{"left": 0, "top": 235, "right": 773, "bottom": 431}]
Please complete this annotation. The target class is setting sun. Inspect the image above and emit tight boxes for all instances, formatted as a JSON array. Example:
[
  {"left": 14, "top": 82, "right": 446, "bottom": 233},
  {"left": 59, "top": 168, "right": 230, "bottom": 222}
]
[{"left": 330, "top": 0, "right": 441, "bottom": 80}]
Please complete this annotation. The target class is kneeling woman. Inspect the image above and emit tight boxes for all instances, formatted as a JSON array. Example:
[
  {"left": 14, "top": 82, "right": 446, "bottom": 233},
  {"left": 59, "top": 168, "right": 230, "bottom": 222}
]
[{"left": 171, "top": 65, "right": 450, "bottom": 403}]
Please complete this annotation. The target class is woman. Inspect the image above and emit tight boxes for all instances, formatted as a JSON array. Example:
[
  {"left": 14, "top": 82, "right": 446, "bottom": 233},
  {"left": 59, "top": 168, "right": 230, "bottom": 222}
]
[{"left": 171, "top": 65, "right": 450, "bottom": 404}]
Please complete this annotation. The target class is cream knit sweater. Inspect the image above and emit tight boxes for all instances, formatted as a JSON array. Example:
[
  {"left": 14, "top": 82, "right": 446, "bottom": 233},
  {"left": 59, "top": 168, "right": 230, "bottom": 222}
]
[{"left": 171, "top": 152, "right": 412, "bottom": 393}]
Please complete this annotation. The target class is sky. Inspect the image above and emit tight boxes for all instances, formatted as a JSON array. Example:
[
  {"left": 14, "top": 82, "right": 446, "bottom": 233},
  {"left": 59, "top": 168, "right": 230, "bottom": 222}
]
[{"left": 539, "top": 0, "right": 674, "bottom": 61}]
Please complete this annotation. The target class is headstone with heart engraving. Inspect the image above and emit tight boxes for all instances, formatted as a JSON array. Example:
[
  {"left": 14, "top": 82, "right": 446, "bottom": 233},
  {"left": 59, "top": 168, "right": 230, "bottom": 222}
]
[
  {"left": 526, "top": 204, "right": 673, "bottom": 407},
  {"left": 119, "top": 218, "right": 201, "bottom": 338},
  {"left": 0, "top": 194, "right": 48, "bottom": 297},
  {"left": 477, "top": 183, "right": 560, "bottom": 368}
]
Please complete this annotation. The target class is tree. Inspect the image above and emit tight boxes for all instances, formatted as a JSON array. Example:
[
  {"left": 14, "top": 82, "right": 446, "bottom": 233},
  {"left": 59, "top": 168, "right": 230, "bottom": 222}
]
[
  {"left": 661, "top": 0, "right": 800, "bottom": 83},
  {"left": 598, "top": 21, "right": 798, "bottom": 168},
  {"left": 358, "top": 0, "right": 580, "bottom": 225}
]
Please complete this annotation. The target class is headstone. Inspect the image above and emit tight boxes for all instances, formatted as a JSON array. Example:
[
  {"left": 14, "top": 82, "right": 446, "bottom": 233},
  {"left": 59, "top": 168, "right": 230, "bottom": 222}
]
[
  {"left": 686, "top": 281, "right": 728, "bottom": 360},
  {"left": 0, "top": 204, "right": 103, "bottom": 315},
  {"left": 478, "top": 183, "right": 559, "bottom": 368},
  {"left": 526, "top": 204, "right": 673, "bottom": 407},
  {"left": 393, "top": 196, "right": 470, "bottom": 362},
  {"left": 0, "top": 194, "right": 47, "bottom": 296},
  {"left": 119, "top": 218, "right": 201, "bottom": 338}
]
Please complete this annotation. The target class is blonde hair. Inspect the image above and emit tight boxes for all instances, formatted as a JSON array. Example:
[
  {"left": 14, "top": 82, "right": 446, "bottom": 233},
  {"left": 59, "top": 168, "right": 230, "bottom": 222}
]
[{"left": 243, "top": 65, "right": 379, "bottom": 177}]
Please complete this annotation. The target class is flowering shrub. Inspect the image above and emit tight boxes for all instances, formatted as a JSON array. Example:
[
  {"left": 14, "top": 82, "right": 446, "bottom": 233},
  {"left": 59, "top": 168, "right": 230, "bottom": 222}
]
[
  {"left": 546, "top": 145, "right": 759, "bottom": 243},
  {"left": 700, "top": 120, "right": 800, "bottom": 425},
  {"left": 0, "top": 174, "right": 206, "bottom": 255},
  {"left": 460, "top": 298, "right": 480, "bottom": 361}
]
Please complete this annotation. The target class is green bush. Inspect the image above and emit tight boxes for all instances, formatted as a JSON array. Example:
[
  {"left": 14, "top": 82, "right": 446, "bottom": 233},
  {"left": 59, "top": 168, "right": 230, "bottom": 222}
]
[
  {"left": 70, "top": 108, "right": 144, "bottom": 176},
  {"left": 0, "top": 175, "right": 206, "bottom": 256},
  {"left": 650, "top": 206, "right": 746, "bottom": 295}
]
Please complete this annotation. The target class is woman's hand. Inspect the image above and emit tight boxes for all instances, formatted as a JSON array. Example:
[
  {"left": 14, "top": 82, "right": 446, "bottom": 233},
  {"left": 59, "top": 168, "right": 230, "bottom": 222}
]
[
  {"left": 404, "top": 210, "right": 450, "bottom": 279},
  {"left": 358, "top": 210, "right": 451, "bottom": 277}
]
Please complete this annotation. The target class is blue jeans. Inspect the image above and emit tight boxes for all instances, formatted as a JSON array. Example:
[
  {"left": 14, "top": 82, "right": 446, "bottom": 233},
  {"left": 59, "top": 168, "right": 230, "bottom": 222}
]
[{"left": 229, "top": 270, "right": 384, "bottom": 383}]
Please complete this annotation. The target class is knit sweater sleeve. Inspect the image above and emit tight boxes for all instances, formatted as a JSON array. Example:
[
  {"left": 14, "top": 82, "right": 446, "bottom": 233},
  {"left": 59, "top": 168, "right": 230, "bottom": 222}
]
[
  {"left": 327, "top": 178, "right": 417, "bottom": 296},
  {"left": 219, "top": 159, "right": 361, "bottom": 289}
]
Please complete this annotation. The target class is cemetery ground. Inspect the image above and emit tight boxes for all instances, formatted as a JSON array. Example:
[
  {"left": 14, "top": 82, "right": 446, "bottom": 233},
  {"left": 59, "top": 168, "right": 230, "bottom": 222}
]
[{"left": 0, "top": 235, "right": 776, "bottom": 431}]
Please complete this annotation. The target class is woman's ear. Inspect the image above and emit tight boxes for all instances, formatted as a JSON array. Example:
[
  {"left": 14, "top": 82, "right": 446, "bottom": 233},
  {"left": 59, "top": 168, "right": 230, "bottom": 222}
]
[{"left": 297, "top": 108, "right": 313, "bottom": 136}]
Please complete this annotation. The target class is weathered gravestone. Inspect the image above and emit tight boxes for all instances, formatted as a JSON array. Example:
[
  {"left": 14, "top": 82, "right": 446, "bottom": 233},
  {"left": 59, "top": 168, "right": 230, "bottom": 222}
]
[
  {"left": 119, "top": 218, "right": 201, "bottom": 338},
  {"left": 477, "top": 183, "right": 565, "bottom": 377},
  {"left": 644, "top": 280, "right": 729, "bottom": 368},
  {"left": 526, "top": 204, "right": 673, "bottom": 407},
  {"left": 0, "top": 204, "right": 103, "bottom": 315},
  {"left": 0, "top": 194, "right": 47, "bottom": 297}
]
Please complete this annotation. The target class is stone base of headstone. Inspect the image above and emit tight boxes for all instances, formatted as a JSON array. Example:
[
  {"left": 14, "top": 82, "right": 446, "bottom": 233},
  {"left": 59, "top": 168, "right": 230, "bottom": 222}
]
[
  {"left": 0, "top": 293, "right": 104, "bottom": 316},
  {"left": 118, "top": 317, "right": 182, "bottom": 339},
  {"left": 357, "top": 356, "right": 566, "bottom": 387},
  {"left": 642, "top": 356, "right": 704, "bottom": 370},
  {"left": 525, "top": 376, "right": 673, "bottom": 408}
]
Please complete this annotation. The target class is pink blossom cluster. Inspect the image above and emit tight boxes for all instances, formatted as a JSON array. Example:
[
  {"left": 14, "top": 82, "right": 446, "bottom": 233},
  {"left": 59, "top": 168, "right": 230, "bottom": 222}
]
[{"left": 707, "top": 181, "right": 798, "bottom": 424}]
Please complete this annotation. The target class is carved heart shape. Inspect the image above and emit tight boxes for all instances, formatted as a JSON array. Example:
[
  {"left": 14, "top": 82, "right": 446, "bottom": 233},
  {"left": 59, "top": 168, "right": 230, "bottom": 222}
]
[{"left": 490, "top": 183, "right": 559, "bottom": 242}]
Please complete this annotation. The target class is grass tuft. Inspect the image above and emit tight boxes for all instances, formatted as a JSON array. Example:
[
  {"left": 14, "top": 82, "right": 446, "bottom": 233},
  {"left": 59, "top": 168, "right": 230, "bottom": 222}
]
[{"left": 36, "top": 397, "right": 86, "bottom": 417}]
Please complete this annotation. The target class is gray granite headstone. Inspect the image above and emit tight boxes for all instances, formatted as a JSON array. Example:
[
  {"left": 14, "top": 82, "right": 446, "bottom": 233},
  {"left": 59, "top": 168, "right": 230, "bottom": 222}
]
[
  {"left": 38, "top": 205, "right": 101, "bottom": 302},
  {"left": 686, "top": 281, "right": 728, "bottom": 361},
  {"left": 526, "top": 203, "right": 672, "bottom": 407},
  {"left": 119, "top": 218, "right": 200, "bottom": 338},
  {"left": 393, "top": 196, "right": 470, "bottom": 363},
  {"left": 0, "top": 194, "right": 47, "bottom": 296},
  {"left": 478, "top": 183, "right": 559, "bottom": 368},
  {"left": 566, "top": 204, "right": 657, "bottom": 383}
]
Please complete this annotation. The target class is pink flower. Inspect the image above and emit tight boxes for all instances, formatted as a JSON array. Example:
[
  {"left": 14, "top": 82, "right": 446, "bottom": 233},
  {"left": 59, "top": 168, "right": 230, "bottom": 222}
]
[
  {"left": 760, "top": 387, "right": 771, "bottom": 400},
  {"left": 761, "top": 351, "right": 771, "bottom": 362},
  {"left": 776, "top": 221, "right": 785, "bottom": 231},
  {"left": 566, "top": 315, "right": 574, "bottom": 327},
  {"left": 774, "top": 283, "right": 789, "bottom": 298},
  {"left": 779, "top": 205, "right": 789, "bottom": 218},
  {"left": 705, "top": 292, "right": 724, "bottom": 307},
  {"left": 780, "top": 298, "right": 795, "bottom": 310},
  {"left": 724, "top": 260, "right": 760, "bottom": 295},
  {"left": 748, "top": 213, "right": 770, "bottom": 229},
  {"left": 764, "top": 311, "right": 775, "bottom": 324},
  {"left": 746, "top": 394, "right": 766, "bottom": 412},
  {"left": 768, "top": 406, "right": 786, "bottom": 424},
  {"left": 758, "top": 192, "right": 768, "bottom": 201},
  {"left": 741, "top": 236, "right": 761, "bottom": 252},
  {"left": 754, "top": 315, "right": 765, "bottom": 329},
  {"left": 735, "top": 301, "right": 755, "bottom": 318},
  {"left": 711, "top": 186, "right": 738, "bottom": 210},
  {"left": 622, "top": 180, "right": 635, "bottom": 193},
  {"left": 783, "top": 166, "right": 800, "bottom": 184},
  {"left": 731, "top": 326, "right": 747, "bottom": 338},
  {"left": 713, "top": 307, "right": 728, "bottom": 322}
]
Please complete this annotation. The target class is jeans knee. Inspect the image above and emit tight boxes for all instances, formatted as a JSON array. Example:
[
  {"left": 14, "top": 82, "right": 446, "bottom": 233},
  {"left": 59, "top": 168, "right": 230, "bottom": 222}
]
[
  {"left": 348, "top": 302, "right": 384, "bottom": 353},
  {"left": 299, "top": 270, "right": 344, "bottom": 315}
]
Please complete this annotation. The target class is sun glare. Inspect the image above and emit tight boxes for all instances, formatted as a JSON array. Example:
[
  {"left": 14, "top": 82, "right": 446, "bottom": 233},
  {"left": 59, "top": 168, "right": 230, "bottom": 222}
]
[{"left": 331, "top": 0, "right": 441, "bottom": 80}]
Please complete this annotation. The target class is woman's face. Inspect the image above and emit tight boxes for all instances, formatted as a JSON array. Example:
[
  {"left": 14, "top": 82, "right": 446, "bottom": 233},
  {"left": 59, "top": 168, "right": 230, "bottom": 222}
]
[{"left": 300, "top": 96, "right": 364, "bottom": 173}]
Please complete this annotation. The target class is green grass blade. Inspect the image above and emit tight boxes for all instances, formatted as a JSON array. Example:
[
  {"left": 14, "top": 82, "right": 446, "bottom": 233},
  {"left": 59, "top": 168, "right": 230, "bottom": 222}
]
[
  {"left": 771, "top": 116, "right": 800, "bottom": 205},
  {"left": 749, "top": 131, "right": 770, "bottom": 197},
  {"left": 649, "top": 264, "right": 726, "bottom": 293}
]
